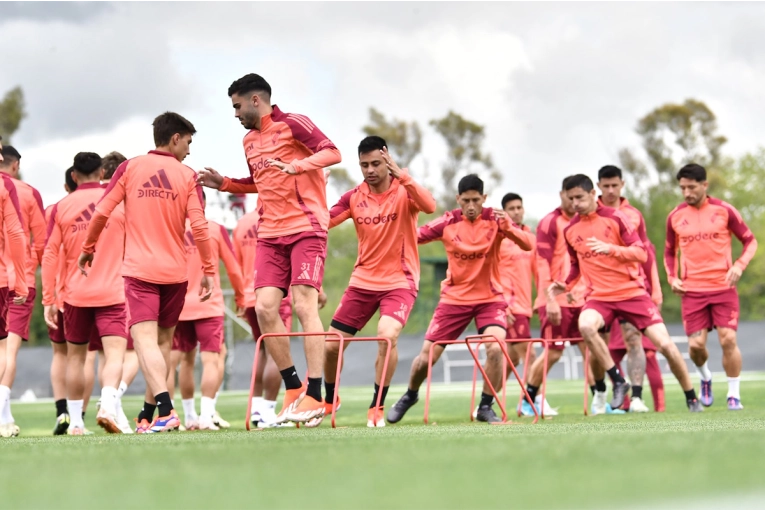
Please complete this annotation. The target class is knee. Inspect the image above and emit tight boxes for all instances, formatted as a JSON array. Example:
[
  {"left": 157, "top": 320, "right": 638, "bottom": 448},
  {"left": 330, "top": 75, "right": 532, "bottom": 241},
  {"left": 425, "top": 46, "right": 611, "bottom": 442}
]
[
  {"left": 578, "top": 322, "right": 599, "bottom": 340},
  {"left": 254, "top": 300, "right": 278, "bottom": 321},
  {"left": 485, "top": 344, "right": 502, "bottom": 362},
  {"left": 719, "top": 330, "right": 738, "bottom": 351},
  {"left": 292, "top": 299, "right": 316, "bottom": 321},
  {"left": 324, "top": 340, "right": 340, "bottom": 357}
]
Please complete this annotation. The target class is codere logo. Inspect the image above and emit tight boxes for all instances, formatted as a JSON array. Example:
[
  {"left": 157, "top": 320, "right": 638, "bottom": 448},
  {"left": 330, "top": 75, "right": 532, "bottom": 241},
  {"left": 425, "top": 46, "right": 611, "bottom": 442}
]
[
  {"left": 681, "top": 232, "right": 720, "bottom": 243},
  {"left": 356, "top": 213, "right": 398, "bottom": 225},
  {"left": 450, "top": 251, "right": 486, "bottom": 261},
  {"left": 139, "top": 170, "right": 178, "bottom": 200}
]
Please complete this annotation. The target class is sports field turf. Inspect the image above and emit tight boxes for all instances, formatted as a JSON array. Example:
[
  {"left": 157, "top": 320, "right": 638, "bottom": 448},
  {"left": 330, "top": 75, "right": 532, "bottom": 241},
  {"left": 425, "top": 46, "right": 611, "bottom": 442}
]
[{"left": 1, "top": 377, "right": 764, "bottom": 509}]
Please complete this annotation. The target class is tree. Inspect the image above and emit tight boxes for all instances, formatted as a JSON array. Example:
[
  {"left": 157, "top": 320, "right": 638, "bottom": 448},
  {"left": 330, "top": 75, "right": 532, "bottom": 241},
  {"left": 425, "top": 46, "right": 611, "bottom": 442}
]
[
  {"left": 429, "top": 111, "right": 498, "bottom": 210},
  {"left": 325, "top": 166, "right": 357, "bottom": 197},
  {"left": 362, "top": 107, "right": 422, "bottom": 168},
  {"left": 0, "top": 86, "right": 26, "bottom": 143}
]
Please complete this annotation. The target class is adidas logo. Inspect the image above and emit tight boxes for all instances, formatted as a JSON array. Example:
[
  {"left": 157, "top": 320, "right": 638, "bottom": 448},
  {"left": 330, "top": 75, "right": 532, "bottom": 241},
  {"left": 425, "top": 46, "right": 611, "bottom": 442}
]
[
  {"left": 574, "top": 235, "right": 584, "bottom": 243},
  {"left": 138, "top": 169, "right": 179, "bottom": 200},
  {"left": 357, "top": 200, "right": 369, "bottom": 208},
  {"left": 452, "top": 234, "right": 462, "bottom": 244},
  {"left": 184, "top": 231, "right": 197, "bottom": 248},
  {"left": 71, "top": 203, "right": 96, "bottom": 232},
  {"left": 394, "top": 303, "right": 409, "bottom": 321},
  {"left": 245, "top": 227, "right": 257, "bottom": 239},
  {"left": 680, "top": 219, "right": 689, "bottom": 227}
]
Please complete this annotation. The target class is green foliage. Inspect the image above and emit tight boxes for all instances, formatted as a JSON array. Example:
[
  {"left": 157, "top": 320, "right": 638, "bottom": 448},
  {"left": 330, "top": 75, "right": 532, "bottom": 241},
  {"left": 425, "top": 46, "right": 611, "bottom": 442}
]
[
  {"left": 0, "top": 86, "right": 26, "bottom": 143},
  {"left": 362, "top": 107, "right": 423, "bottom": 168}
]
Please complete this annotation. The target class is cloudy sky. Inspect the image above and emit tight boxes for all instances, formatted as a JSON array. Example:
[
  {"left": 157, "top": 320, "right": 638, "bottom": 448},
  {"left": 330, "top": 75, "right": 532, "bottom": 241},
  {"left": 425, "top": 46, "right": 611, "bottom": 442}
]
[{"left": 2, "top": 1, "right": 765, "bottom": 225}]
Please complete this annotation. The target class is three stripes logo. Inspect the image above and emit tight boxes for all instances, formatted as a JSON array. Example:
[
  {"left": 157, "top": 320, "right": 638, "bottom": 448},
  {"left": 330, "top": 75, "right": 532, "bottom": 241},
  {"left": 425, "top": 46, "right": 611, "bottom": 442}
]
[
  {"left": 240, "top": 226, "right": 258, "bottom": 246},
  {"left": 393, "top": 303, "right": 409, "bottom": 321},
  {"left": 71, "top": 203, "right": 96, "bottom": 232},
  {"left": 184, "top": 231, "right": 197, "bottom": 248},
  {"left": 138, "top": 169, "right": 179, "bottom": 200},
  {"left": 357, "top": 200, "right": 369, "bottom": 209}
]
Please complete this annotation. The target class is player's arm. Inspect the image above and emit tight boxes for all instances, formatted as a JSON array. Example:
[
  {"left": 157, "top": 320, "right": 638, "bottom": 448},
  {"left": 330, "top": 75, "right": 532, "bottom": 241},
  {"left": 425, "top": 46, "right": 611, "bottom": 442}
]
[
  {"left": 663, "top": 212, "right": 685, "bottom": 294},
  {"left": 272, "top": 114, "right": 342, "bottom": 175},
  {"left": 378, "top": 148, "right": 436, "bottom": 214},
  {"left": 328, "top": 189, "right": 354, "bottom": 229},
  {"left": 197, "top": 165, "right": 259, "bottom": 194},
  {"left": 417, "top": 212, "right": 450, "bottom": 245},
  {"left": 1, "top": 184, "right": 29, "bottom": 300},
  {"left": 188, "top": 185, "right": 216, "bottom": 289},
  {"left": 232, "top": 226, "right": 246, "bottom": 269},
  {"left": 496, "top": 212, "right": 533, "bottom": 251},
  {"left": 41, "top": 208, "right": 62, "bottom": 308},
  {"left": 725, "top": 203, "right": 758, "bottom": 285},
  {"left": 218, "top": 225, "right": 246, "bottom": 310},
  {"left": 588, "top": 213, "right": 647, "bottom": 263},
  {"left": 29, "top": 187, "right": 46, "bottom": 265},
  {"left": 82, "top": 161, "right": 126, "bottom": 257},
  {"left": 535, "top": 217, "right": 557, "bottom": 299},
  {"left": 635, "top": 214, "right": 657, "bottom": 295}
]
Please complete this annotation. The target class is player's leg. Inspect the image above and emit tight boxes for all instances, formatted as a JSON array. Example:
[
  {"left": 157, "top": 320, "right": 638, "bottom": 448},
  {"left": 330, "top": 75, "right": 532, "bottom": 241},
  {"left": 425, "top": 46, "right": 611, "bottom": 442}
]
[
  {"left": 178, "top": 349, "right": 198, "bottom": 429},
  {"left": 322, "top": 327, "right": 353, "bottom": 409},
  {"left": 644, "top": 350, "right": 665, "bottom": 412},
  {"left": 621, "top": 321, "right": 649, "bottom": 412},
  {"left": 642, "top": 322, "right": 700, "bottom": 410},
  {"left": 115, "top": 341, "right": 139, "bottom": 434},
  {"left": 0, "top": 334, "right": 22, "bottom": 430},
  {"left": 212, "top": 340, "right": 230, "bottom": 429},
  {"left": 51, "top": 341, "right": 69, "bottom": 434},
  {"left": 717, "top": 327, "right": 743, "bottom": 409},
  {"left": 166, "top": 349, "right": 183, "bottom": 401},
  {"left": 366, "top": 309, "right": 408, "bottom": 428},
  {"left": 681, "top": 291, "right": 714, "bottom": 405},
  {"left": 82, "top": 349, "right": 96, "bottom": 421},
  {"left": 474, "top": 323, "right": 508, "bottom": 424},
  {"left": 64, "top": 341, "right": 89, "bottom": 435},
  {"left": 0, "top": 288, "right": 35, "bottom": 434},
  {"left": 196, "top": 317, "right": 224, "bottom": 430}
]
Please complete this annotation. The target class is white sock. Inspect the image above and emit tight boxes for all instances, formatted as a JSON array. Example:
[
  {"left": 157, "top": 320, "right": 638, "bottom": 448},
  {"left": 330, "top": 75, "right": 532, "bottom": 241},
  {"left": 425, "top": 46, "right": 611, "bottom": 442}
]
[
  {"left": 0, "top": 385, "right": 10, "bottom": 424},
  {"left": 68, "top": 400, "right": 84, "bottom": 428},
  {"left": 727, "top": 377, "right": 741, "bottom": 399},
  {"left": 100, "top": 386, "right": 117, "bottom": 416},
  {"left": 264, "top": 400, "right": 276, "bottom": 410},
  {"left": 200, "top": 397, "right": 215, "bottom": 421},
  {"left": 251, "top": 397, "right": 264, "bottom": 414},
  {"left": 696, "top": 362, "right": 713, "bottom": 381},
  {"left": 182, "top": 398, "right": 198, "bottom": 421},
  {"left": 117, "top": 381, "right": 128, "bottom": 398},
  {"left": 213, "top": 391, "right": 219, "bottom": 410}
]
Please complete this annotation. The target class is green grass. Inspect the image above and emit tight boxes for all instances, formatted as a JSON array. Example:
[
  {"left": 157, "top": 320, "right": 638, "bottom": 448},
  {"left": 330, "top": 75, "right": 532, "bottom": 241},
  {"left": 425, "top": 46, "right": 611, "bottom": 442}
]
[{"left": 1, "top": 377, "right": 764, "bottom": 510}]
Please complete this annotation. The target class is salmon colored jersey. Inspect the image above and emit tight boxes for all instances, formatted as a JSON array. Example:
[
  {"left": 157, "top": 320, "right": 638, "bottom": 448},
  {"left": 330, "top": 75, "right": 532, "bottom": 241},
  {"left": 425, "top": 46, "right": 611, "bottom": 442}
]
[
  {"left": 564, "top": 206, "right": 648, "bottom": 302},
  {"left": 499, "top": 225, "right": 537, "bottom": 317},
  {"left": 598, "top": 196, "right": 662, "bottom": 304},
  {"left": 179, "top": 219, "right": 245, "bottom": 321},
  {"left": 42, "top": 182, "right": 125, "bottom": 308},
  {"left": 0, "top": 175, "right": 29, "bottom": 297},
  {"left": 82, "top": 150, "right": 214, "bottom": 284},
  {"left": 418, "top": 207, "right": 534, "bottom": 305},
  {"left": 665, "top": 197, "right": 757, "bottom": 292},
  {"left": 534, "top": 208, "right": 586, "bottom": 310},
  {"left": 219, "top": 105, "right": 342, "bottom": 239},
  {"left": 45, "top": 205, "right": 67, "bottom": 310},
  {"left": 329, "top": 172, "right": 436, "bottom": 292},
  {"left": 0, "top": 178, "right": 45, "bottom": 289}
]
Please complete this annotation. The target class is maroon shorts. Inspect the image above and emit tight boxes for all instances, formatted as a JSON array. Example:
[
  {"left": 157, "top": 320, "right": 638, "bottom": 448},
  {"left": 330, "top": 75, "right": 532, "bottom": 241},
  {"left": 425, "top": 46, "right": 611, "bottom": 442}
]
[
  {"left": 331, "top": 287, "right": 417, "bottom": 334},
  {"left": 7, "top": 287, "right": 36, "bottom": 340},
  {"left": 424, "top": 301, "right": 507, "bottom": 342},
  {"left": 244, "top": 300, "right": 293, "bottom": 341},
  {"left": 507, "top": 314, "right": 531, "bottom": 340},
  {"left": 607, "top": 318, "right": 656, "bottom": 351},
  {"left": 49, "top": 310, "right": 66, "bottom": 344},
  {"left": 65, "top": 303, "right": 128, "bottom": 345},
  {"left": 538, "top": 306, "right": 582, "bottom": 351},
  {"left": 124, "top": 277, "right": 188, "bottom": 329},
  {"left": 681, "top": 288, "right": 739, "bottom": 335},
  {"left": 254, "top": 232, "right": 327, "bottom": 293},
  {"left": 0, "top": 287, "right": 8, "bottom": 338},
  {"left": 172, "top": 317, "right": 224, "bottom": 353},
  {"left": 584, "top": 294, "right": 663, "bottom": 333}
]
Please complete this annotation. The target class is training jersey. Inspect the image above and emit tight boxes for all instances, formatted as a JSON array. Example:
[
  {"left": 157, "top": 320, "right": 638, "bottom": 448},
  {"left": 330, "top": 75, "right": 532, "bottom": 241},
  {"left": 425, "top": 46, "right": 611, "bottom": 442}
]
[
  {"left": 42, "top": 182, "right": 125, "bottom": 308},
  {"left": 665, "top": 197, "right": 757, "bottom": 292},
  {"left": 418, "top": 207, "right": 534, "bottom": 305},
  {"left": 44, "top": 205, "right": 67, "bottom": 310},
  {"left": 178, "top": 219, "right": 245, "bottom": 321},
  {"left": 564, "top": 206, "right": 648, "bottom": 302},
  {"left": 329, "top": 172, "right": 436, "bottom": 292},
  {"left": 219, "top": 105, "right": 341, "bottom": 239},
  {"left": 82, "top": 150, "right": 214, "bottom": 284},
  {"left": 0, "top": 178, "right": 45, "bottom": 290},
  {"left": 534, "top": 208, "right": 586, "bottom": 310},
  {"left": 0, "top": 175, "right": 28, "bottom": 297},
  {"left": 499, "top": 224, "right": 536, "bottom": 318}
]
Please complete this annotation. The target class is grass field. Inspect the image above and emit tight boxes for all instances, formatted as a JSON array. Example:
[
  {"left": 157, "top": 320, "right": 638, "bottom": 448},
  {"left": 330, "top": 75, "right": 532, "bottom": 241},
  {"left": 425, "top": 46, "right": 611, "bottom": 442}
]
[{"left": 1, "top": 376, "right": 764, "bottom": 509}]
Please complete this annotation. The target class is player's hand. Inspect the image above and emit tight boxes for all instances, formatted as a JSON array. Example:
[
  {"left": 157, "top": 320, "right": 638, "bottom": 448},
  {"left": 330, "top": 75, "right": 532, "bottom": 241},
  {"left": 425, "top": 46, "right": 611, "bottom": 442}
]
[
  {"left": 199, "top": 275, "right": 214, "bottom": 302},
  {"left": 587, "top": 237, "right": 611, "bottom": 255},
  {"left": 548, "top": 281, "right": 566, "bottom": 297},
  {"left": 506, "top": 310, "right": 516, "bottom": 326},
  {"left": 197, "top": 167, "right": 225, "bottom": 189},
  {"left": 324, "top": 168, "right": 331, "bottom": 181},
  {"left": 725, "top": 266, "right": 742, "bottom": 287},
  {"left": 670, "top": 278, "right": 686, "bottom": 296},
  {"left": 12, "top": 293, "right": 26, "bottom": 305},
  {"left": 318, "top": 290, "right": 328, "bottom": 310},
  {"left": 44, "top": 305, "right": 58, "bottom": 329},
  {"left": 566, "top": 292, "right": 576, "bottom": 305},
  {"left": 492, "top": 209, "right": 508, "bottom": 222},
  {"left": 380, "top": 147, "right": 402, "bottom": 179},
  {"left": 546, "top": 301, "right": 562, "bottom": 326},
  {"left": 78, "top": 252, "right": 93, "bottom": 277},
  {"left": 268, "top": 159, "right": 298, "bottom": 175},
  {"left": 235, "top": 305, "right": 245, "bottom": 318}
]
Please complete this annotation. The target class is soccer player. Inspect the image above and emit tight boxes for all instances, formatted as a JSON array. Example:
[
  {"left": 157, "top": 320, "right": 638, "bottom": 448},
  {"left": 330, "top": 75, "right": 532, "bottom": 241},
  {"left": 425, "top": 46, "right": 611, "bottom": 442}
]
[
  {"left": 166, "top": 193, "right": 246, "bottom": 431},
  {"left": 43, "top": 152, "right": 129, "bottom": 435},
  {"left": 596, "top": 165, "right": 664, "bottom": 413},
  {"left": 550, "top": 174, "right": 702, "bottom": 412},
  {"left": 318, "top": 136, "right": 435, "bottom": 428},
  {"left": 388, "top": 174, "right": 534, "bottom": 424},
  {"left": 79, "top": 112, "right": 214, "bottom": 433},
  {"left": 197, "top": 73, "right": 341, "bottom": 423},
  {"left": 0, "top": 145, "right": 45, "bottom": 436},
  {"left": 665, "top": 163, "right": 757, "bottom": 410}
]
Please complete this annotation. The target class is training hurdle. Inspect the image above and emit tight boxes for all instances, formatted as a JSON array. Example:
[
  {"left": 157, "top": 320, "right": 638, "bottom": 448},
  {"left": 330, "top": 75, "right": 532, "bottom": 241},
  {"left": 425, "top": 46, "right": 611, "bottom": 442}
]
[{"left": 246, "top": 332, "right": 392, "bottom": 430}]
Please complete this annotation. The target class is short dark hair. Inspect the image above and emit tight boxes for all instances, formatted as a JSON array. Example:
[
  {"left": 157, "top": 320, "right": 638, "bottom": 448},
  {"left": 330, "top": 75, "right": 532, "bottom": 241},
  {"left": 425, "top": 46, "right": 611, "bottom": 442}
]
[
  {"left": 501, "top": 193, "right": 522, "bottom": 209},
  {"left": 0, "top": 145, "right": 21, "bottom": 164},
  {"left": 73, "top": 152, "right": 102, "bottom": 176},
  {"left": 598, "top": 165, "right": 623, "bottom": 181},
  {"left": 65, "top": 166, "right": 78, "bottom": 191},
  {"left": 101, "top": 151, "right": 127, "bottom": 180},
  {"left": 228, "top": 74, "right": 272, "bottom": 100},
  {"left": 458, "top": 174, "right": 484, "bottom": 195},
  {"left": 561, "top": 175, "right": 575, "bottom": 191},
  {"left": 563, "top": 174, "right": 594, "bottom": 192},
  {"left": 676, "top": 163, "right": 706, "bottom": 182},
  {"left": 358, "top": 135, "right": 386, "bottom": 156},
  {"left": 152, "top": 112, "right": 196, "bottom": 147}
]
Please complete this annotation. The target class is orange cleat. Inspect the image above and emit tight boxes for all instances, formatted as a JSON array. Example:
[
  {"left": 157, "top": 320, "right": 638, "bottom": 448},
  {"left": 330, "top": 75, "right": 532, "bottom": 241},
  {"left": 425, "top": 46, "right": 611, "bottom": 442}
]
[
  {"left": 367, "top": 406, "right": 385, "bottom": 428},
  {"left": 274, "top": 385, "right": 306, "bottom": 424},
  {"left": 305, "top": 396, "right": 341, "bottom": 428},
  {"left": 134, "top": 418, "right": 151, "bottom": 434},
  {"left": 285, "top": 394, "right": 325, "bottom": 424}
]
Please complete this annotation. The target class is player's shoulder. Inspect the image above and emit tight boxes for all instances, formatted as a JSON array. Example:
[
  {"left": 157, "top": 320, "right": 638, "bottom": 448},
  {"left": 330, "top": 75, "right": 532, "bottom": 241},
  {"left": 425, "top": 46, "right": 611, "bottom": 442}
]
[
  {"left": 707, "top": 196, "right": 737, "bottom": 212},
  {"left": 667, "top": 202, "right": 690, "bottom": 220},
  {"left": 597, "top": 205, "right": 628, "bottom": 223},
  {"left": 563, "top": 213, "right": 583, "bottom": 234}
]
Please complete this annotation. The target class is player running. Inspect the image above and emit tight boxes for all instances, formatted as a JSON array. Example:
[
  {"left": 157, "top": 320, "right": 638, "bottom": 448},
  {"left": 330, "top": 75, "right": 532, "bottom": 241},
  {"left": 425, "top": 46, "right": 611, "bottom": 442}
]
[
  {"left": 550, "top": 174, "right": 702, "bottom": 412},
  {"left": 0, "top": 145, "right": 44, "bottom": 437},
  {"left": 665, "top": 163, "right": 757, "bottom": 410},
  {"left": 197, "top": 73, "right": 341, "bottom": 424},
  {"left": 388, "top": 174, "right": 534, "bottom": 424},
  {"left": 318, "top": 136, "right": 435, "bottom": 428},
  {"left": 79, "top": 112, "right": 214, "bottom": 434}
]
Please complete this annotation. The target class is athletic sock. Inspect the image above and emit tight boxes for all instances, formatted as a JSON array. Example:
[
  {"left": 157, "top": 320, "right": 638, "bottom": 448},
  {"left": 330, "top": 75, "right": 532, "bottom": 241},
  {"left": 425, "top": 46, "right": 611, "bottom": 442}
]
[
  {"left": 595, "top": 379, "right": 607, "bottom": 393},
  {"left": 684, "top": 389, "right": 698, "bottom": 401},
  {"left": 182, "top": 398, "right": 198, "bottom": 421},
  {"left": 632, "top": 385, "right": 643, "bottom": 399},
  {"left": 306, "top": 377, "right": 322, "bottom": 401},
  {"left": 696, "top": 361, "right": 712, "bottom": 382},
  {"left": 370, "top": 384, "right": 389, "bottom": 408},
  {"left": 727, "top": 377, "right": 741, "bottom": 399},
  {"left": 250, "top": 396, "right": 264, "bottom": 413},
  {"left": 606, "top": 366, "right": 626, "bottom": 384},
  {"left": 405, "top": 388, "right": 419, "bottom": 400},
  {"left": 589, "top": 385, "right": 597, "bottom": 396},
  {"left": 117, "top": 381, "right": 128, "bottom": 398},
  {"left": 264, "top": 399, "right": 276, "bottom": 410},
  {"left": 213, "top": 391, "right": 219, "bottom": 410},
  {"left": 200, "top": 397, "right": 215, "bottom": 420},
  {"left": 324, "top": 382, "right": 336, "bottom": 404},
  {"left": 0, "top": 385, "right": 11, "bottom": 424},
  {"left": 154, "top": 392, "right": 173, "bottom": 418},
  {"left": 55, "top": 399, "right": 68, "bottom": 417},
  {"left": 526, "top": 384, "right": 539, "bottom": 404},
  {"left": 68, "top": 400, "right": 84, "bottom": 428},
  {"left": 137, "top": 402, "right": 156, "bottom": 422},
  {"left": 280, "top": 366, "right": 302, "bottom": 390},
  {"left": 480, "top": 392, "right": 494, "bottom": 407},
  {"left": 100, "top": 386, "right": 117, "bottom": 416}
]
